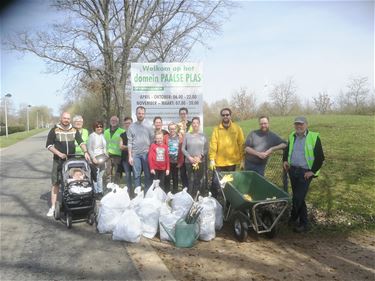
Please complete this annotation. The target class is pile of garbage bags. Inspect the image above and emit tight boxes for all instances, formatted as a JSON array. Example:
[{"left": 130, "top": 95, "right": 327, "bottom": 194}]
[{"left": 96, "top": 181, "right": 223, "bottom": 243}]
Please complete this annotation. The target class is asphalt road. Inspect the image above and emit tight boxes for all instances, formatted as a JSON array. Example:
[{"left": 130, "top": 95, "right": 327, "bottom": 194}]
[{"left": 0, "top": 131, "right": 142, "bottom": 280}]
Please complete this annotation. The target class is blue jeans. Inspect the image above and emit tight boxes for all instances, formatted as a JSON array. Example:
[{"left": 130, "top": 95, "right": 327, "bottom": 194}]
[
  {"left": 93, "top": 167, "right": 105, "bottom": 193},
  {"left": 132, "top": 153, "right": 152, "bottom": 192},
  {"left": 245, "top": 161, "right": 266, "bottom": 176},
  {"left": 288, "top": 166, "right": 313, "bottom": 227},
  {"left": 122, "top": 159, "right": 133, "bottom": 193}
]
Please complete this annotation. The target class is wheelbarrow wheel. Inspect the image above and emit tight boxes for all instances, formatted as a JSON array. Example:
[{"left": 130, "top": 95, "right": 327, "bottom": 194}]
[
  {"left": 262, "top": 210, "right": 278, "bottom": 239},
  {"left": 232, "top": 214, "right": 248, "bottom": 242}
]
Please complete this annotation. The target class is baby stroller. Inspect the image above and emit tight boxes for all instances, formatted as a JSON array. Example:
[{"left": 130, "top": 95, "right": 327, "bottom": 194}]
[{"left": 54, "top": 157, "right": 96, "bottom": 228}]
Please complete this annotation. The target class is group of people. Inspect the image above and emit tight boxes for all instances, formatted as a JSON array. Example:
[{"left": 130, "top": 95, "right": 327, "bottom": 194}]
[{"left": 46, "top": 107, "right": 324, "bottom": 233}]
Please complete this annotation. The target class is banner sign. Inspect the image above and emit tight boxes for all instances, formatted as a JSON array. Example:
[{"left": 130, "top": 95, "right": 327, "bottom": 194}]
[{"left": 131, "top": 63, "right": 203, "bottom": 128}]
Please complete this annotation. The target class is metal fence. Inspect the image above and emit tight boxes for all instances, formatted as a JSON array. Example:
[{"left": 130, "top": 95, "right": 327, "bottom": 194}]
[{"left": 264, "top": 150, "right": 288, "bottom": 192}]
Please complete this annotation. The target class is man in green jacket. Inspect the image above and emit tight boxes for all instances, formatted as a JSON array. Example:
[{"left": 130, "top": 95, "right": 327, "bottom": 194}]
[
  {"left": 283, "top": 116, "right": 325, "bottom": 233},
  {"left": 104, "top": 116, "right": 125, "bottom": 184}
]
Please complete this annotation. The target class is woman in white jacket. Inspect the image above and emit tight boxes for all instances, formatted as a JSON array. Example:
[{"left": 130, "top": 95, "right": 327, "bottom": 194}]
[{"left": 87, "top": 121, "right": 108, "bottom": 198}]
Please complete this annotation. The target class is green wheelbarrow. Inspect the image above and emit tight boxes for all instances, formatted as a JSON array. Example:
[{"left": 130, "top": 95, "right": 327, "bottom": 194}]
[{"left": 217, "top": 171, "right": 290, "bottom": 242}]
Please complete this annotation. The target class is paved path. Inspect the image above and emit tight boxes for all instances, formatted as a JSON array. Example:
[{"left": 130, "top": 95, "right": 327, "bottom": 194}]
[{"left": 0, "top": 131, "right": 175, "bottom": 281}]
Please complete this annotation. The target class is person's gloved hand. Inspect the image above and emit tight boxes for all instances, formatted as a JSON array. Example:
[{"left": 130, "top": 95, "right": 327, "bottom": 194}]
[{"left": 209, "top": 160, "right": 216, "bottom": 170}]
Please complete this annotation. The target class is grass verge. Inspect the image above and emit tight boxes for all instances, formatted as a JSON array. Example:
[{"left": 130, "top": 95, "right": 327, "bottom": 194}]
[
  {"left": 205, "top": 114, "right": 375, "bottom": 233},
  {"left": 0, "top": 129, "right": 47, "bottom": 148}
]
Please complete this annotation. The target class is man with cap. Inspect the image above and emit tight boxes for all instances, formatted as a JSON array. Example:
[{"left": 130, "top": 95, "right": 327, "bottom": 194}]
[{"left": 283, "top": 116, "right": 325, "bottom": 233}]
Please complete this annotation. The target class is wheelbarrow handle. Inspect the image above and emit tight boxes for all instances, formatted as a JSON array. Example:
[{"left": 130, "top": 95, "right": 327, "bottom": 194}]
[{"left": 213, "top": 169, "right": 227, "bottom": 206}]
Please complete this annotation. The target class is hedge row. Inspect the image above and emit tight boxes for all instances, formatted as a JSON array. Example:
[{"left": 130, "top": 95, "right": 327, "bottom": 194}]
[{"left": 0, "top": 126, "right": 25, "bottom": 136}]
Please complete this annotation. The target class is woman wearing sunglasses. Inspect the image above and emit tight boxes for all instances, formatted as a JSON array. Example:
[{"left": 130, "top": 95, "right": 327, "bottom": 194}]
[{"left": 87, "top": 121, "right": 108, "bottom": 199}]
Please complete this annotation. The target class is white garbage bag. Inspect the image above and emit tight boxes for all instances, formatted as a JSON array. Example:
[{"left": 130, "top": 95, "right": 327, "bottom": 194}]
[
  {"left": 97, "top": 206, "right": 123, "bottom": 234},
  {"left": 198, "top": 196, "right": 216, "bottom": 241},
  {"left": 205, "top": 193, "right": 223, "bottom": 230},
  {"left": 170, "top": 188, "right": 194, "bottom": 218},
  {"left": 145, "top": 180, "right": 167, "bottom": 202},
  {"left": 112, "top": 207, "right": 142, "bottom": 243},
  {"left": 159, "top": 202, "right": 182, "bottom": 241},
  {"left": 131, "top": 186, "right": 144, "bottom": 208},
  {"left": 101, "top": 184, "right": 130, "bottom": 209},
  {"left": 97, "top": 185, "right": 131, "bottom": 234},
  {"left": 135, "top": 197, "right": 162, "bottom": 239}
]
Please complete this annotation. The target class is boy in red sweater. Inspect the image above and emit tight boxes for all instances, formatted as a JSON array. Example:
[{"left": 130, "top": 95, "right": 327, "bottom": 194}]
[{"left": 148, "top": 131, "right": 170, "bottom": 191}]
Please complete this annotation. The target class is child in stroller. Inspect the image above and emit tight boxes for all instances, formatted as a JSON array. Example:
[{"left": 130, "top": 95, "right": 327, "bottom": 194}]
[
  {"left": 67, "top": 168, "right": 93, "bottom": 194},
  {"left": 54, "top": 158, "right": 96, "bottom": 228},
  {"left": 70, "top": 168, "right": 85, "bottom": 180}
]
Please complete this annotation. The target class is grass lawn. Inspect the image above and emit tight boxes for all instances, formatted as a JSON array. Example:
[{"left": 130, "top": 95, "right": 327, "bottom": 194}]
[
  {"left": 205, "top": 115, "right": 375, "bottom": 231},
  {"left": 0, "top": 129, "right": 47, "bottom": 148}
]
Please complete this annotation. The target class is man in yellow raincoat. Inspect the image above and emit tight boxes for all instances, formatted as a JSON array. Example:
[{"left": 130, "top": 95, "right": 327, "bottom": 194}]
[{"left": 209, "top": 108, "right": 245, "bottom": 198}]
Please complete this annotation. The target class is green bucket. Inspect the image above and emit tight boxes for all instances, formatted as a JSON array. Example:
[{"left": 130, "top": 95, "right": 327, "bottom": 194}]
[{"left": 161, "top": 219, "right": 200, "bottom": 248}]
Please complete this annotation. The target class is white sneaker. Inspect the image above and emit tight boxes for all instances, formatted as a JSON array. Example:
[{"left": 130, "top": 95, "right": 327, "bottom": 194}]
[{"left": 46, "top": 207, "right": 55, "bottom": 217}]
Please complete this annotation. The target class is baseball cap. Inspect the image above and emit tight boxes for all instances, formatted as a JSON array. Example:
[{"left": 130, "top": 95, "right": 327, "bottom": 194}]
[{"left": 294, "top": 116, "right": 307, "bottom": 124}]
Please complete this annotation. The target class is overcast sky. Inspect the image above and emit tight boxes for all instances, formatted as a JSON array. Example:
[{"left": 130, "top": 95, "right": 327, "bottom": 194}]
[{"left": 1, "top": 0, "right": 374, "bottom": 115}]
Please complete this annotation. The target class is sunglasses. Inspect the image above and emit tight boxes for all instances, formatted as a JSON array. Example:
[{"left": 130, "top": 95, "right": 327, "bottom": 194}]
[
  {"left": 221, "top": 114, "right": 230, "bottom": 117},
  {"left": 96, "top": 125, "right": 103, "bottom": 128}
]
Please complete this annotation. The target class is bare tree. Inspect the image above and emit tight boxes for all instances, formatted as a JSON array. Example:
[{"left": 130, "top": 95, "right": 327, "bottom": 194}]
[
  {"left": 337, "top": 77, "right": 370, "bottom": 114},
  {"left": 16, "top": 104, "right": 53, "bottom": 129},
  {"left": 336, "top": 89, "right": 348, "bottom": 113},
  {"left": 230, "top": 87, "right": 256, "bottom": 121},
  {"left": 256, "top": 101, "right": 272, "bottom": 117},
  {"left": 60, "top": 78, "right": 105, "bottom": 127},
  {"left": 269, "top": 77, "right": 297, "bottom": 116},
  {"left": 313, "top": 92, "right": 333, "bottom": 114},
  {"left": 204, "top": 98, "right": 230, "bottom": 125},
  {"left": 346, "top": 77, "right": 370, "bottom": 113},
  {"left": 5, "top": 0, "right": 231, "bottom": 120},
  {"left": 142, "top": 1, "right": 227, "bottom": 62}
]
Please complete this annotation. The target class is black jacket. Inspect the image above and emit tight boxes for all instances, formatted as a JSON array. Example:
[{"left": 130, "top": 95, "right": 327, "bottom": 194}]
[{"left": 46, "top": 123, "right": 83, "bottom": 160}]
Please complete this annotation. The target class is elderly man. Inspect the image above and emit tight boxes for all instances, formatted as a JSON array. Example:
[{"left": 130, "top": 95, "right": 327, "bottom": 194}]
[
  {"left": 73, "top": 115, "right": 89, "bottom": 156},
  {"left": 245, "top": 116, "right": 286, "bottom": 176},
  {"left": 45, "top": 112, "right": 90, "bottom": 216},
  {"left": 209, "top": 108, "right": 245, "bottom": 198},
  {"left": 127, "top": 106, "right": 154, "bottom": 192},
  {"left": 104, "top": 116, "right": 125, "bottom": 184},
  {"left": 283, "top": 116, "right": 325, "bottom": 233}
]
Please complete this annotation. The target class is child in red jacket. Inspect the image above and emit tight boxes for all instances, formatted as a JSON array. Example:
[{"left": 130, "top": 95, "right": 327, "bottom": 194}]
[{"left": 148, "top": 131, "right": 170, "bottom": 191}]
